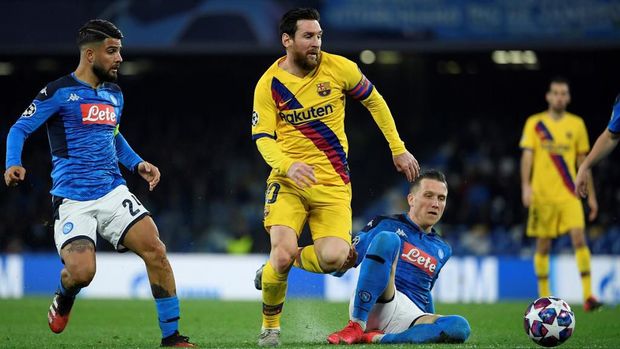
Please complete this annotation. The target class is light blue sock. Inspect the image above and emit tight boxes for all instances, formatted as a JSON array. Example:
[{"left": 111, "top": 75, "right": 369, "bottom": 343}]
[
  {"left": 58, "top": 279, "right": 80, "bottom": 298},
  {"left": 380, "top": 315, "right": 471, "bottom": 344},
  {"left": 352, "top": 231, "right": 400, "bottom": 322},
  {"left": 155, "top": 296, "right": 180, "bottom": 338}
]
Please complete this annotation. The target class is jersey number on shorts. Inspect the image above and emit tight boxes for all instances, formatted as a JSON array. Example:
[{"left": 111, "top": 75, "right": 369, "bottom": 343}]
[
  {"left": 122, "top": 194, "right": 143, "bottom": 216},
  {"left": 265, "top": 183, "right": 281, "bottom": 204}
]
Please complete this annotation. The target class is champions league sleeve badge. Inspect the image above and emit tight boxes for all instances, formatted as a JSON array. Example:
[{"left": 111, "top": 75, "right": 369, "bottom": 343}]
[
  {"left": 252, "top": 111, "right": 259, "bottom": 127},
  {"left": 21, "top": 103, "right": 36, "bottom": 118}
]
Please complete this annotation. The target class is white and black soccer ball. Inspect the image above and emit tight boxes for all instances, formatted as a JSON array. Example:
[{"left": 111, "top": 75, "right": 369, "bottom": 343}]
[{"left": 524, "top": 296, "right": 575, "bottom": 347}]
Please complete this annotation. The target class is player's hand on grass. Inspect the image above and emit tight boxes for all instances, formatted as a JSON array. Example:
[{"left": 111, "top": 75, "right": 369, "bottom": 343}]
[
  {"left": 287, "top": 161, "right": 317, "bottom": 188},
  {"left": 138, "top": 161, "right": 160, "bottom": 191},
  {"left": 4, "top": 165, "right": 26, "bottom": 187},
  {"left": 393, "top": 150, "right": 419, "bottom": 182}
]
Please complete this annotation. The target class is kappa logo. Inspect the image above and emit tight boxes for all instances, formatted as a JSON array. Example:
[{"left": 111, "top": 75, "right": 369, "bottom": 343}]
[
  {"left": 21, "top": 103, "right": 36, "bottom": 117},
  {"left": 395, "top": 228, "right": 406, "bottom": 237},
  {"left": 67, "top": 93, "right": 81, "bottom": 102},
  {"left": 40, "top": 86, "right": 47, "bottom": 96},
  {"left": 81, "top": 103, "right": 117, "bottom": 125},
  {"left": 317, "top": 82, "right": 331, "bottom": 97},
  {"left": 401, "top": 241, "right": 438, "bottom": 276},
  {"left": 352, "top": 235, "right": 360, "bottom": 247}
]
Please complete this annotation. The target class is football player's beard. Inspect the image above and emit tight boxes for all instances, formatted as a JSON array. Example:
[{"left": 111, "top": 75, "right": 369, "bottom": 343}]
[
  {"left": 294, "top": 51, "right": 320, "bottom": 72},
  {"left": 93, "top": 63, "right": 118, "bottom": 83}
]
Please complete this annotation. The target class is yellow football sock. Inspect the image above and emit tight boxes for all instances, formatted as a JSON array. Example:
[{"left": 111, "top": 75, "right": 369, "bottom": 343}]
[
  {"left": 293, "top": 245, "right": 324, "bottom": 273},
  {"left": 534, "top": 253, "right": 551, "bottom": 297},
  {"left": 262, "top": 261, "right": 288, "bottom": 329},
  {"left": 575, "top": 246, "right": 592, "bottom": 300}
]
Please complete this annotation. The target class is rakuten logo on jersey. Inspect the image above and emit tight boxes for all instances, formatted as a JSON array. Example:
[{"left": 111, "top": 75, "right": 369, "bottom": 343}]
[
  {"left": 81, "top": 104, "right": 117, "bottom": 125},
  {"left": 400, "top": 241, "right": 437, "bottom": 276}
]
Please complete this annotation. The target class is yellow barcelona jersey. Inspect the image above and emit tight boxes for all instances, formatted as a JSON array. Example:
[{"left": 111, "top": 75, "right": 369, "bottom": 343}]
[
  {"left": 252, "top": 51, "right": 405, "bottom": 185},
  {"left": 519, "top": 112, "right": 590, "bottom": 203}
]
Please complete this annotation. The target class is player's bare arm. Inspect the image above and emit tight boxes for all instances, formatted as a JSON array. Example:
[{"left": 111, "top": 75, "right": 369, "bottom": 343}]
[
  {"left": 393, "top": 150, "right": 420, "bottom": 182},
  {"left": 4, "top": 165, "right": 26, "bottom": 187},
  {"left": 520, "top": 149, "right": 533, "bottom": 207},
  {"left": 576, "top": 153, "right": 598, "bottom": 221},
  {"left": 138, "top": 161, "right": 160, "bottom": 191},
  {"left": 575, "top": 129, "right": 620, "bottom": 198},
  {"left": 287, "top": 161, "right": 317, "bottom": 188}
]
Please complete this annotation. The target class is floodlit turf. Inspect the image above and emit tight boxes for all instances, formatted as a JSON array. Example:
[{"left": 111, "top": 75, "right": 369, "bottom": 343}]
[{"left": 0, "top": 298, "right": 618, "bottom": 348}]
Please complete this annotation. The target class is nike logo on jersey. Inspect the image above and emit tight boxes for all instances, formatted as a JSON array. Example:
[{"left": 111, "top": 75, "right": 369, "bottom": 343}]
[
  {"left": 81, "top": 104, "right": 117, "bottom": 125},
  {"left": 401, "top": 241, "right": 437, "bottom": 275},
  {"left": 278, "top": 99, "right": 292, "bottom": 109}
]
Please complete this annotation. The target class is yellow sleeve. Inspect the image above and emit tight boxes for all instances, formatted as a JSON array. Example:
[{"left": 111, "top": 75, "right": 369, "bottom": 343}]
[
  {"left": 256, "top": 137, "right": 295, "bottom": 176},
  {"left": 519, "top": 117, "right": 536, "bottom": 150},
  {"left": 251, "top": 75, "right": 294, "bottom": 175},
  {"left": 361, "top": 88, "right": 407, "bottom": 155},
  {"left": 252, "top": 76, "right": 277, "bottom": 139},
  {"left": 576, "top": 118, "right": 590, "bottom": 154},
  {"left": 336, "top": 56, "right": 406, "bottom": 155}
]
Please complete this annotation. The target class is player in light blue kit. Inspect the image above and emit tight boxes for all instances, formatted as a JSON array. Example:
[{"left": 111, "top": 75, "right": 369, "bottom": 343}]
[
  {"left": 3, "top": 19, "right": 195, "bottom": 347},
  {"left": 327, "top": 169, "right": 470, "bottom": 345},
  {"left": 575, "top": 94, "right": 620, "bottom": 197}
]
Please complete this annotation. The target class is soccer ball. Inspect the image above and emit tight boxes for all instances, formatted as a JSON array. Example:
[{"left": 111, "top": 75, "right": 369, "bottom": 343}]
[{"left": 523, "top": 296, "right": 575, "bottom": 347}]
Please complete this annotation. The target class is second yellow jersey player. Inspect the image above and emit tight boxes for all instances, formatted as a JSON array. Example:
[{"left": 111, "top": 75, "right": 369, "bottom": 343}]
[
  {"left": 519, "top": 77, "right": 602, "bottom": 311},
  {"left": 520, "top": 110, "right": 590, "bottom": 237}
]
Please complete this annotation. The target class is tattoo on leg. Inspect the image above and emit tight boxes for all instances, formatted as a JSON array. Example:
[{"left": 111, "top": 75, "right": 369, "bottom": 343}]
[
  {"left": 66, "top": 239, "right": 95, "bottom": 253},
  {"left": 151, "top": 284, "right": 172, "bottom": 298}
]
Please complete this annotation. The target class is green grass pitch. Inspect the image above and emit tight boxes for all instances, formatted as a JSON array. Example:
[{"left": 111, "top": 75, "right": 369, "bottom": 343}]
[{"left": 1, "top": 298, "right": 618, "bottom": 348}]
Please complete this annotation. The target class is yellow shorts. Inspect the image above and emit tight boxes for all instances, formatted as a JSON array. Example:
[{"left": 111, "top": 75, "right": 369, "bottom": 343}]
[
  {"left": 526, "top": 198, "right": 584, "bottom": 238},
  {"left": 263, "top": 178, "right": 352, "bottom": 243}
]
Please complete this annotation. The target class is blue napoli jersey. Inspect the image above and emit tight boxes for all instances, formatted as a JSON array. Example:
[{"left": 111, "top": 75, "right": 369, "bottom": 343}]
[
  {"left": 608, "top": 93, "right": 620, "bottom": 134},
  {"left": 352, "top": 214, "right": 452, "bottom": 313},
  {"left": 5, "top": 73, "right": 142, "bottom": 201}
]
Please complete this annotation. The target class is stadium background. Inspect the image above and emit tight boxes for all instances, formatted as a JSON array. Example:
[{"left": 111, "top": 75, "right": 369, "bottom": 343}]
[{"left": 1, "top": 0, "right": 620, "bottom": 305}]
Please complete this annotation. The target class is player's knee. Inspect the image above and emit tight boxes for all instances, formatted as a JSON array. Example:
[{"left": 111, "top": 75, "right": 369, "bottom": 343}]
[
  {"left": 316, "top": 243, "right": 350, "bottom": 272},
  {"left": 570, "top": 231, "right": 586, "bottom": 248},
  {"left": 270, "top": 248, "right": 296, "bottom": 273},
  {"left": 368, "top": 231, "right": 401, "bottom": 261},
  {"left": 141, "top": 240, "right": 170, "bottom": 270},
  {"left": 437, "top": 315, "right": 471, "bottom": 343}
]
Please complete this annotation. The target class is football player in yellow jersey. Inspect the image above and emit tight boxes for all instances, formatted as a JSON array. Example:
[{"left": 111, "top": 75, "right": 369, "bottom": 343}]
[
  {"left": 520, "top": 77, "right": 602, "bottom": 312},
  {"left": 251, "top": 8, "right": 419, "bottom": 346}
]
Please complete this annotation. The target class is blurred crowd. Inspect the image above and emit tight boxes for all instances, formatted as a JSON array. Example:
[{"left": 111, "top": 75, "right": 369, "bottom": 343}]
[{"left": 1, "top": 53, "right": 619, "bottom": 256}]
